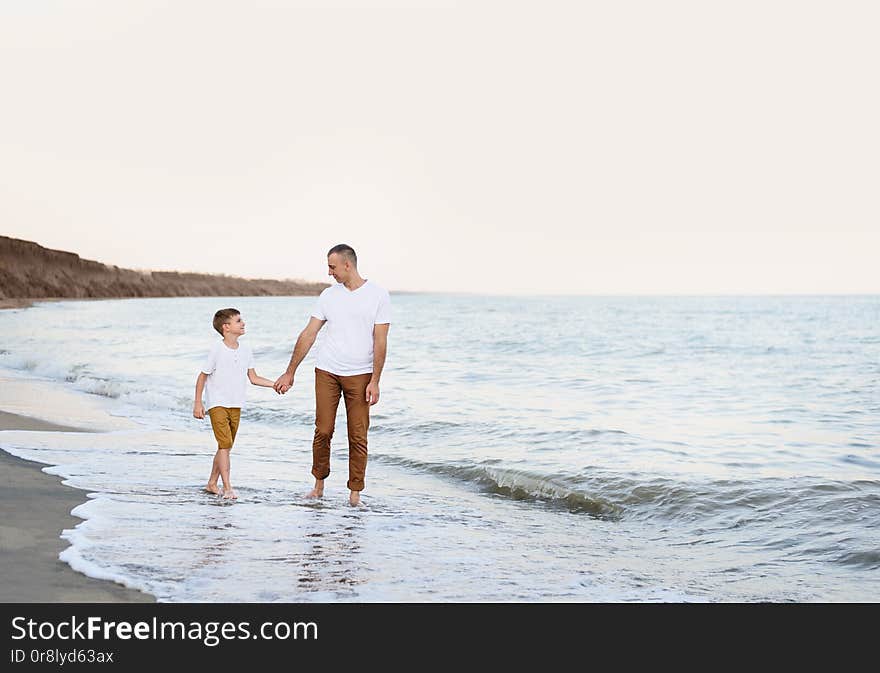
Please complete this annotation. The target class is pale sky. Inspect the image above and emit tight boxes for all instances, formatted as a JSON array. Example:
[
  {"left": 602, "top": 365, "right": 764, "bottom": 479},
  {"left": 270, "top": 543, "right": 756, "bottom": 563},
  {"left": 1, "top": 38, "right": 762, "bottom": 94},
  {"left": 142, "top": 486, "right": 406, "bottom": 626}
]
[{"left": 1, "top": 1, "right": 878, "bottom": 294}]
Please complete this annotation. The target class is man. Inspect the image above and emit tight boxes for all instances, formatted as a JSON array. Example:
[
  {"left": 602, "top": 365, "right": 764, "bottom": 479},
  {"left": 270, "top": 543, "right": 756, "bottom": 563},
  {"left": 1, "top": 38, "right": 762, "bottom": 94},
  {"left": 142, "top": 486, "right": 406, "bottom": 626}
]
[{"left": 274, "top": 244, "right": 391, "bottom": 506}]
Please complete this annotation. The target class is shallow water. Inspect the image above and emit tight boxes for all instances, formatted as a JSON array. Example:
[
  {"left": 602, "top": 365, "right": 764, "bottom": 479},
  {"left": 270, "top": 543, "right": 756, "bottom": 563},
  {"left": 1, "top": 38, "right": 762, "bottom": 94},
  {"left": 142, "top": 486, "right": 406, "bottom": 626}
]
[{"left": 1, "top": 294, "right": 878, "bottom": 601}]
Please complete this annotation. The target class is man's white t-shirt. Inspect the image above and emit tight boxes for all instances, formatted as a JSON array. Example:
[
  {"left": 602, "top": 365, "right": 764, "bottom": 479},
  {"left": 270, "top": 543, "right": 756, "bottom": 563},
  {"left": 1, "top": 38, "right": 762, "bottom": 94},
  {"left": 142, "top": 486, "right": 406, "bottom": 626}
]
[
  {"left": 201, "top": 341, "right": 254, "bottom": 410},
  {"left": 311, "top": 280, "right": 392, "bottom": 376}
]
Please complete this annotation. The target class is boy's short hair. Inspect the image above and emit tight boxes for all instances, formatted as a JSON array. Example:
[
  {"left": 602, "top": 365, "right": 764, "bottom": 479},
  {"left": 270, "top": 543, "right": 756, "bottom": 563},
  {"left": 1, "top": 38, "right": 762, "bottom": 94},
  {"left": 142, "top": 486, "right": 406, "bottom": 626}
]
[{"left": 213, "top": 308, "right": 240, "bottom": 336}]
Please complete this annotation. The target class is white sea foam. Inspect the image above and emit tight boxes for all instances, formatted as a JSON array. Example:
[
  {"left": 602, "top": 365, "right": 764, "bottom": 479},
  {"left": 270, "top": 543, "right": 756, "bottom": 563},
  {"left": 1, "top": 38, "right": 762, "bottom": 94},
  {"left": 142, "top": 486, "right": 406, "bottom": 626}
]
[
  {"left": 60, "top": 514, "right": 159, "bottom": 599},
  {"left": 0, "top": 370, "right": 137, "bottom": 432}
]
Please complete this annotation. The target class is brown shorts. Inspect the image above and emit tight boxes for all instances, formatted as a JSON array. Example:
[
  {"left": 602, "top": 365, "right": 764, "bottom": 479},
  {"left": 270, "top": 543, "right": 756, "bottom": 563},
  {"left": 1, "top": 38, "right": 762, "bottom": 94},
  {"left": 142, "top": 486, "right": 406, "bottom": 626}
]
[{"left": 208, "top": 406, "right": 241, "bottom": 450}]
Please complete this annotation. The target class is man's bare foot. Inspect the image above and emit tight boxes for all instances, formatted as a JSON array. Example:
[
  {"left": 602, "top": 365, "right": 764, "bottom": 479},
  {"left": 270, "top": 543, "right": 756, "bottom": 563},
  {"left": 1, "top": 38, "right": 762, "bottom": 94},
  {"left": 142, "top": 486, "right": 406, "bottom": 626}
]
[
  {"left": 349, "top": 491, "right": 361, "bottom": 506},
  {"left": 205, "top": 484, "right": 221, "bottom": 495},
  {"left": 306, "top": 479, "right": 324, "bottom": 499},
  {"left": 222, "top": 488, "right": 238, "bottom": 500}
]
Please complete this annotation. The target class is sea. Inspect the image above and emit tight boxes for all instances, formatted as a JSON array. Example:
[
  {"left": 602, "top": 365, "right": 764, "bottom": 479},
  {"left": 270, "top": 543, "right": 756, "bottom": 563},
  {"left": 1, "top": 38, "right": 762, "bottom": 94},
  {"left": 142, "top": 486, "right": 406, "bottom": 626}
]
[{"left": 1, "top": 294, "right": 878, "bottom": 602}]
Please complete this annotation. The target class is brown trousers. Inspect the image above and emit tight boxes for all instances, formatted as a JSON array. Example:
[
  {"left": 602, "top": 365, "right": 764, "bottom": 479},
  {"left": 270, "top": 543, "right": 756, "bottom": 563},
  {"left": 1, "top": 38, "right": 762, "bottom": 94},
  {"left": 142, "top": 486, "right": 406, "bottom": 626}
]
[{"left": 312, "top": 368, "right": 372, "bottom": 492}]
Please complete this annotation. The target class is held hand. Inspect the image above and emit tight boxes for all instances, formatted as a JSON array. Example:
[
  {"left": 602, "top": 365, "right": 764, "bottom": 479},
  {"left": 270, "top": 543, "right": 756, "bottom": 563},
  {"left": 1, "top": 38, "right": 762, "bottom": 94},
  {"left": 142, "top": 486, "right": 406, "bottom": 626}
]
[
  {"left": 273, "top": 372, "right": 294, "bottom": 395},
  {"left": 193, "top": 402, "right": 205, "bottom": 419},
  {"left": 365, "top": 381, "right": 380, "bottom": 406}
]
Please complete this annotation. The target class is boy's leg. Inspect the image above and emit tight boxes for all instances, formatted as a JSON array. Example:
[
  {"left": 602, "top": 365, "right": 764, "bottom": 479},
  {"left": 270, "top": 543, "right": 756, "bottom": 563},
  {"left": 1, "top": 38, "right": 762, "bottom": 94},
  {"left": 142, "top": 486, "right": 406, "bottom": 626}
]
[
  {"left": 206, "top": 407, "right": 230, "bottom": 494},
  {"left": 208, "top": 407, "right": 238, "bottom": 499},
  {"left": 341, "top": 372, "right": 372, "bottom": 505},
  {"left": 206, "top": 452, "right": 221, "bottom": 494},
  {"left": 310, "top": 369, "right": 342, "bottom": 497},
  {"left": 218, "top": 448, "right": 236, "bottom": 499},
  {"left": 221, "top": 409, "right": 240, "bottom": 499}
]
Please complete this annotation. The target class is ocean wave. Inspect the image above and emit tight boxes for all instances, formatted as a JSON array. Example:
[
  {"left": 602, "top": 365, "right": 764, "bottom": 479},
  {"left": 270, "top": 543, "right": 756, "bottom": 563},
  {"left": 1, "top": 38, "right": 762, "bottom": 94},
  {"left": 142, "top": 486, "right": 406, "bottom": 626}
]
[
  {"left": 371, "top": 419, "right": 470, "bottom": 438},
  {"left": 373, "top": 454, "right": 880, "bottom": 532},
  {"left": 243, "top": 407, "right": 315, "bottom": 426},
  {"left": 840, "top": 454, "right": 880, "bottom": 468},
  {"left": 59, "top": 502, "right": 160, "bottom": 598},
  {"left": 373, "top": 455, "right": 623, "bottom": 519},
  {"left": 0, "top": 354, "right": 124, "bottom": 399},
  {"left": 59, "top": 542, "right": 154, "bottom": 595},
  {"left": 74, "top": 377, "right": 122, "bottom": 399},
  {"left": 834, "top": 550, "right": 880, "bottom": 570},
  {"left": 370, "top": 421, "right": 629, "bottom": 445}
]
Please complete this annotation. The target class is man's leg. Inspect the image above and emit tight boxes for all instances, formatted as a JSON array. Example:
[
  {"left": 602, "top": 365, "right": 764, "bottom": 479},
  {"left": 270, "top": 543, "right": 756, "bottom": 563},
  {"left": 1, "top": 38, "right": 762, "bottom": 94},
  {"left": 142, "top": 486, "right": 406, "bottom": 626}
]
[
  {"left": 341, "top": 373, "right": 372, "bottom": 505},
  {"left": 311, "top": 369, "right": 342, "bottom": 497}
]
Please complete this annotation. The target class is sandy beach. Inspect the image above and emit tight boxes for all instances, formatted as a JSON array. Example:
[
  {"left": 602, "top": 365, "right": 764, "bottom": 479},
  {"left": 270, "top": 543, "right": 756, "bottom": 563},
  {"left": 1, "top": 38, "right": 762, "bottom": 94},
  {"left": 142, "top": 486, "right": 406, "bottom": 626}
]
[{"left": 0, "top": 411, "right": 154, "bottom": 602}]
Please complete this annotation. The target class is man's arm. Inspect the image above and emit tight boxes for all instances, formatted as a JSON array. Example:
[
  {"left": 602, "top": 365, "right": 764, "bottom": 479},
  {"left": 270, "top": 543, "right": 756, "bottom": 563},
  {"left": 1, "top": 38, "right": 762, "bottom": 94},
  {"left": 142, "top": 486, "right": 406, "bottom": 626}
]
[
  {"left": 273, "top": 317, "right": 326, "bottom": 394},
  {"left": 193, "top": 372, "right": 208, "bottom": 418},
  {"left": 365, "top": 323, "right": 389, "bottom": 405}
]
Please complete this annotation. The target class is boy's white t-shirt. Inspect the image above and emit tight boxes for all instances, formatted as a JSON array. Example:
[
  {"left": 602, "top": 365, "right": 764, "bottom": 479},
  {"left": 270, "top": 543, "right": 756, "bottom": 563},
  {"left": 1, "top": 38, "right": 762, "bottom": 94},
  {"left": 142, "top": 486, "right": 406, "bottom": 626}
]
[
  {"left": 311, "top": 280, "right": 392, "bottom": 376},
  {"left": 201, "top": 341, "right": 254, "bottom": 410}
]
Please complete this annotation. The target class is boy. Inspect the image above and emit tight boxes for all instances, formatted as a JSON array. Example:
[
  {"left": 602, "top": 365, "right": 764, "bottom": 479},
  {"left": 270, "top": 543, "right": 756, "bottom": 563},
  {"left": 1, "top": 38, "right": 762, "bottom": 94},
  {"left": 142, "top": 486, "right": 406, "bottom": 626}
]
[{"left": 193, "top": 308, "right": 274, "bottom": 499}]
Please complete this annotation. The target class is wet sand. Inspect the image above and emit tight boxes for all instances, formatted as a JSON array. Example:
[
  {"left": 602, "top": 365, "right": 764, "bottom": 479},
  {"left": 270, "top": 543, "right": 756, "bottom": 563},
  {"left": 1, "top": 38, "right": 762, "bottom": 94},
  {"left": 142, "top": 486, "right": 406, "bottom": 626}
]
[{"left": 0, "top": 411, "right": 154, "bottom": 602}]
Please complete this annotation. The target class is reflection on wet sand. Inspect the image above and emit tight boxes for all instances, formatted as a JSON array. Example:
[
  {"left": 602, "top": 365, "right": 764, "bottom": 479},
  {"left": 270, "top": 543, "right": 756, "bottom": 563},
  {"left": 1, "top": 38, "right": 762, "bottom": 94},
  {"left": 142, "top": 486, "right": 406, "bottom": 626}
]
[
  {"left": 190, "top": 502, "right": 236, "bottom": 573},
  {"left": 294, "top": 509, "right": 365, "bottom": 597}
]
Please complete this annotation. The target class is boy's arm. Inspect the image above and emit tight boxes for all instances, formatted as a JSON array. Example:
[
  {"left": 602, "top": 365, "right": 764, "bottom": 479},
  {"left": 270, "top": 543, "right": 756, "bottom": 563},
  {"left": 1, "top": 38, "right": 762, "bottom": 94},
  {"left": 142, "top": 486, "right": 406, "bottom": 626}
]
[
  {"left": 248, "top": 369, "right": 276, "bottom": 388},
  {"left": 273, "top": 317, "right": 326, "bottom": 393},
  {"left": 193, "top": 372, "right": 208, "bottom": 418}
]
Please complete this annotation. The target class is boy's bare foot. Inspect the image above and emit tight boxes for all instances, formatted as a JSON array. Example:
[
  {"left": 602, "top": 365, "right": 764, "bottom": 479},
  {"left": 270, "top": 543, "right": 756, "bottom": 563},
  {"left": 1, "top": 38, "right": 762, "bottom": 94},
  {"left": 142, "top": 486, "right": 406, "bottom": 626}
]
[
  {"left": 222, "top": 488, "right": 238, "bottom": 500},
  {"left": 349, "top": 491, "right": 361, "bottom": 506},
  {"left": 204, "top": 484, "right": 221, "bottom": 495}
]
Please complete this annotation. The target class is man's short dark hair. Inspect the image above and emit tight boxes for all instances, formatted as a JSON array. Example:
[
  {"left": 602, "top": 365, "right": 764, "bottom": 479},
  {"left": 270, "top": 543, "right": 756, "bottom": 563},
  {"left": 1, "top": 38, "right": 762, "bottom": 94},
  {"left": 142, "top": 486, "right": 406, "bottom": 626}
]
[
  {"left": 327, "top": 244, "right": 357, "bottom": 267},
  {"left": 213, "top": 308, "right": 240, "bottom": 336}
]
